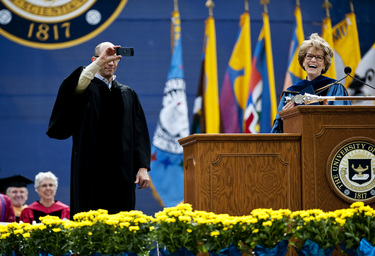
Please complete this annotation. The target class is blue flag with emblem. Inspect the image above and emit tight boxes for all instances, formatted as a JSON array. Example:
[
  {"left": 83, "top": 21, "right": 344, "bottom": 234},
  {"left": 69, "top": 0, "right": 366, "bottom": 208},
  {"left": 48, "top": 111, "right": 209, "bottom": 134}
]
[{"left": 149, "top": 11, "right": 189, "bottom": 207}]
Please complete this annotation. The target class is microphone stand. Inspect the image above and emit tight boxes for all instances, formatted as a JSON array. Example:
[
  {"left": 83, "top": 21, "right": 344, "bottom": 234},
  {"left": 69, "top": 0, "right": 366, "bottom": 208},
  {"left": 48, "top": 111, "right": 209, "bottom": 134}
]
[{"left": 285, "top": 93, "right": 375, "bottom": 105}]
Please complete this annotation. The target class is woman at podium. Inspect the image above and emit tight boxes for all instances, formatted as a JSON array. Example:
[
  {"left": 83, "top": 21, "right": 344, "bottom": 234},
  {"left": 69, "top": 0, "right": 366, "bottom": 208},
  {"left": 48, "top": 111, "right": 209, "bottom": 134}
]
[{"left": 271, "top": 33, "right": 351, "bottom": 133}]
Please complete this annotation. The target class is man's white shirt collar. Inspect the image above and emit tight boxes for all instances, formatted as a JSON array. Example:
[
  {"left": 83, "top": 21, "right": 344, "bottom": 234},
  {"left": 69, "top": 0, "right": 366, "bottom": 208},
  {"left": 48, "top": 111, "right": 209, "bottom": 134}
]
[{"left": 95, "top": 73, "right": 116, "bottom": 90}]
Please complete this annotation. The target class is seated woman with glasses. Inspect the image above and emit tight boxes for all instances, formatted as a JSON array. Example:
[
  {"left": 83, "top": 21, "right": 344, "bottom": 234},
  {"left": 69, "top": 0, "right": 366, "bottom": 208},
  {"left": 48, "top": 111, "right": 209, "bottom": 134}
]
[
  {"left": 271, "top": 33, "right": 351, "bottom": 133},
  {"left": 20, "top": 171, "right": 70, "bottom": 223}
]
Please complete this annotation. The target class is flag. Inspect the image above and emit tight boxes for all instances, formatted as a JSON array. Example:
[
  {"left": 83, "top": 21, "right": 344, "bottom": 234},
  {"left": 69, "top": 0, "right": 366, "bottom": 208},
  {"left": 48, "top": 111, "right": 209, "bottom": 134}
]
[
  {"left": 192, "top": 16, "right": 220, "bottom": 134},
  {"left": 321, "top": 17, "right": 337, "bottom": 79},
  {"left": 283, "top": 5, "right": 305, "bottom": 90},
  {"left": 244, "top": 12, "right": 277, "bottom": 134},
  {"left": 333, "top": 12, "right": 361, "bottom": 87},
  {"left": 191, "top": 65, "right": 204, "bottom": 133},
  {"left": 149, "top": 11, "right": 189, "bottom": 207},
  {"left": 219, "top": 12, "right": 251, "bottom": 133},
  {"left": 348, "top": 43, "right": 375, "bottom": 102}
]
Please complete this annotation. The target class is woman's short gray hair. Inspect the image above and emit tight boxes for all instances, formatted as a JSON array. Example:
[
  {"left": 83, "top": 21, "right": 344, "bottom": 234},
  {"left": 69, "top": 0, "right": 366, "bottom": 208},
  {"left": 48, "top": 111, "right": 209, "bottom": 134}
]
[
  {"left": 34, "top": 171, "right": 58, "bottom": 190},
  {"left": 298, "top": 33, "right": 334, "bottom": 74}
]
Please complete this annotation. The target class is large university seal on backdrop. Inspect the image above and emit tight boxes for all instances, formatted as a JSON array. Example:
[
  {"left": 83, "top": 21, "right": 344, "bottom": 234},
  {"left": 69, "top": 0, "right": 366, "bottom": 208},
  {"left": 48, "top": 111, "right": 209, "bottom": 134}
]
[
  {"left": 327, "top": 139, "right": 375, "bottom": 204},
  {"left": 0, "top": 0, "right": 127, "bottom": 49}
]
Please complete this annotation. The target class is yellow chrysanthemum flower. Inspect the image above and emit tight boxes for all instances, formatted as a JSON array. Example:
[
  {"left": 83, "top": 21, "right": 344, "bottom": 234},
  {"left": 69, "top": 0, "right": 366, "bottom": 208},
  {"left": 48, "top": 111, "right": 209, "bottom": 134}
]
[
  {"left": 120, "top": 222, "right": 131, "bottom": 228},
  {"left": 106, "top": 219, "right": 119, "bottom": 226},
  {"left": 210, "top": 231, "right": 220, "bottom": 237},
  {"left": 178, "top": 216, "right": 191, "bottom": 223},
  {"left": 13, "top": 229, "right": 24, "bottom": 235},
  {"left": 129, "top": 226, "right": 140, "bottom": 232},
  {"left": 22, "top": 232, "right": 30, "bottom": 238},
  {"left": 350, "top": 202, "right": 365, "bottom": 208},
  {"left": 262, "top": 221, "right": 272, "bottom": 227},
  {"left": 1, "top": 233, "right": 10, "bottom": 239},
  {"left": 335, "top": 217, "right": 346, "bottom": 226},
  {"left": 165, "top": 218, "right": 176, "bottom": 223}
]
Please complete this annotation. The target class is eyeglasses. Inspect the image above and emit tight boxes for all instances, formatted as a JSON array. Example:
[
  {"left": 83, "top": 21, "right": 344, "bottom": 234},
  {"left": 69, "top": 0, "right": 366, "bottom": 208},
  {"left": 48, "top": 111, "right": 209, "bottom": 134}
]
[
  {"left": 39, "top": 183, "right": 55, "bottom": 188},
  {"left": 94, "top": 56, "right": 121, "bottom": 63},
  {"left": 305, "top": 53, "right": 324, "bottom": 62}
]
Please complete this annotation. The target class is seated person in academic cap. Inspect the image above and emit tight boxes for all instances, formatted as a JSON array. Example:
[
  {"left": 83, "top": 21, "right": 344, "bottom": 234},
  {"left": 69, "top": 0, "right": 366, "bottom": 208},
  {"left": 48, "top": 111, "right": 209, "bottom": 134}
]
[
  {"left": 0, "top": 175, "right": 33, "bottom": 222},
  {"left": 271, "top": 33, "right": 351, "bottom": 133},
  {"left": 20, "top": 171, "right": 70, "bottom": 224}
]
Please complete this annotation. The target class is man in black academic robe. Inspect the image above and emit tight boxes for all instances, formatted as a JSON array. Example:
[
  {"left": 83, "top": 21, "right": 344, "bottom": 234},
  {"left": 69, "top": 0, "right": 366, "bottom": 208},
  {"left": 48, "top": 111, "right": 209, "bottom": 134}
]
[{"left": 46, "top": 42, "right": 151, "bottom": 216}]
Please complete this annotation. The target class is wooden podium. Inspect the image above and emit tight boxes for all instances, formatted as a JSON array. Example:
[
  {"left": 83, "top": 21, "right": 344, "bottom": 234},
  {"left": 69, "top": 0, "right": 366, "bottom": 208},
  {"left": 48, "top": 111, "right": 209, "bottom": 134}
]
[
  {"left": 179, "top": 106, "right": 375, "bottom": 216},
  {"left": 280, "top": 105, "right": 375, "bottom": 211},
  {"left": 178, "top": 134, "right": 301, "bottom": 216}
]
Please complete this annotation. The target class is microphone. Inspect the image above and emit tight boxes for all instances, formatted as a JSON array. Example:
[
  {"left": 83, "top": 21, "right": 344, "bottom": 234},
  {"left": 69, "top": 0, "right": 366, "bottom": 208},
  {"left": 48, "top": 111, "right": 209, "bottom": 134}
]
[
  {"left": 344, "top": 66, "right": 375, "bottom": 90},
  {"left": 344, "top": 66, "right": 352, "bottom": 75},
  {"left": 334, "top": 67, "right": 351, "bottom": 85}
]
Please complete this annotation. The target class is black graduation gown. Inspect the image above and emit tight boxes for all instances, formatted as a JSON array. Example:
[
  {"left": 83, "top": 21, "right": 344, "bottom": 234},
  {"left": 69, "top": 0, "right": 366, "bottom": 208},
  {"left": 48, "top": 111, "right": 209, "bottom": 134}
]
[{"left": 46, "top": 67, "right": 151, "bottom": 216}]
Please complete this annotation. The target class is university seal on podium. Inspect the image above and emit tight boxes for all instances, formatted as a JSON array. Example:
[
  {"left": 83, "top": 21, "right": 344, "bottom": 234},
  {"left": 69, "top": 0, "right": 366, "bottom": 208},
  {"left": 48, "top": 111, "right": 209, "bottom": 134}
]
[
  {"left": 0, "top": 0, "right": 127, "bottom": 49},
  {"left": 328, "top": 140, "right": 375, "bottom": 203}
]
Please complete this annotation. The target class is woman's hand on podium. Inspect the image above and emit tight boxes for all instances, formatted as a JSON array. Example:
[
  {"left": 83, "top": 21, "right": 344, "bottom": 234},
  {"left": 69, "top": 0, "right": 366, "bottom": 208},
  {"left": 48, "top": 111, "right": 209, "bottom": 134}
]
[{"left": 282, "top": 100, "right": 295, "bottom": 110}]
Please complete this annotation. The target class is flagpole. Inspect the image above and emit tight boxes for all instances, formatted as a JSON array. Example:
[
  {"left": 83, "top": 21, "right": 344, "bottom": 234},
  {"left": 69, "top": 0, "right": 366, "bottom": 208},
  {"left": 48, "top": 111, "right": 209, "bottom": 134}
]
[
  {"left": 173, "top": 0, "right": 178, "bottom": 12},
  {"left": 205, "top": 0, "right": 215, "bottom": 17},
  {"left": 296, "top": 0, "right": 300, "bottom": 6},
  {"left": 260, "top": 0, "right": 269, "bottom": 13},
  {"left": 244, "top": 0, "right": 249, "bottom": 12},
  {"left": 322, "top": 0, "right": 332, "bottom": 18},
  {"left": 349, "top": 0, "right": 354, "bottom": 12}
]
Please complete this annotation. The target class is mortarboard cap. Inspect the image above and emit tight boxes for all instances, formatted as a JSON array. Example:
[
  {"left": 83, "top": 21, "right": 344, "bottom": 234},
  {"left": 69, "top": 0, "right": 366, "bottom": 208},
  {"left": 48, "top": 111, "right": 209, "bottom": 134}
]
[{"left": 0, "top": 175, "right": 34, "bottom": 194}]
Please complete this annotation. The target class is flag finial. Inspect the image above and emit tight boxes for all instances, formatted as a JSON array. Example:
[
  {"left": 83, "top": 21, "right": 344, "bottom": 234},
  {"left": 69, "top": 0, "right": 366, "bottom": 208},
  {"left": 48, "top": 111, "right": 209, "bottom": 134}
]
[
  {"left": 244, "top": 0, "right": 249, "bottom": 12},
  {"left": 173, "top": 0, "right": 178, "bottom": 12},
  {"left": 260, "top": 0, "right": 269, "bottom": 13},
  {"left": 322, "top": 0, "right": 332, "bottom": 18},
  {"left": 296, "top": 0, "right": 300, "bottom": 7},
  {"left": 205, "top": 0, "right": 215, "bottom": 17}
]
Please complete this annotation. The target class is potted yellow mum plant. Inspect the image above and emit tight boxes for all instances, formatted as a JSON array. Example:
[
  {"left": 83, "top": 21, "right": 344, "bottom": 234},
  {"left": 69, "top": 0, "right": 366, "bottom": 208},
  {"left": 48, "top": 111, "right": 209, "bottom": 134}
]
[{"left": 67, "top": 209, "right": 155, "bottom": 256}]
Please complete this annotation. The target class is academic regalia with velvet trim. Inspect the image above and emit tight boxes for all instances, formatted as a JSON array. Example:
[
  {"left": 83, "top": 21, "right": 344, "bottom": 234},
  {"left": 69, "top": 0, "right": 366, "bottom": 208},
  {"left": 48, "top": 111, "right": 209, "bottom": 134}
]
[
  {"left": 271, "top": 75, "right": 352, "bottom": 133},
  {"left": 20, "top": 201, "right": 70, "bottom": 223},
  {"left": 0, "top": 193, "right": 15, "bottom": 222},
  {"left": 46, "top": 67, "right": 151, "bottom": 216}
]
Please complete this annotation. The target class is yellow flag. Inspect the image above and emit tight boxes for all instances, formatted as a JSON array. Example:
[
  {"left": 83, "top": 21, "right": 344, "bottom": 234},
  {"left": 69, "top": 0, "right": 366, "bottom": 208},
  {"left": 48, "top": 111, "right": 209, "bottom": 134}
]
[
  {"left": 283, "top": 5, "right": 305, "bottom": 90},
  {"left": 322, "top": 17, "right": 337, "bottom": 79},
  {"left": 219, "top": 12, "right": 251, "bottom": 133},
  {"left": 203, "top": 16, "right": 220, "bottom": 133},
  {"left": 231, "top": 12, "right": 251, "bottom": 122},
  {"left": 333, "top": 12, "right": 361, "bottom": 87}
]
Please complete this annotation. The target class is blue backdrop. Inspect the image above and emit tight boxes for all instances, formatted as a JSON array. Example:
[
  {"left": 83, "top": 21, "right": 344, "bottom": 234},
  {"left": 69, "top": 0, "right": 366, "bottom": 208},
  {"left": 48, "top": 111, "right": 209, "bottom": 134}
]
[{"left": 0, "top": 0, "right": 374, "bottom": 216}]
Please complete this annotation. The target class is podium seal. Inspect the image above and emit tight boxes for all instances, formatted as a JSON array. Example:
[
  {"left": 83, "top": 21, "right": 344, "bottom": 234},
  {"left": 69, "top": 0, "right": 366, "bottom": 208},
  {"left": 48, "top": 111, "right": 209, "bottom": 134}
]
[
  {"left": 0, "top": 0, "right": 127, "bottom": 49},
  {"left": 328, "top": 140, "right": 375, "bottom": 203}
]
